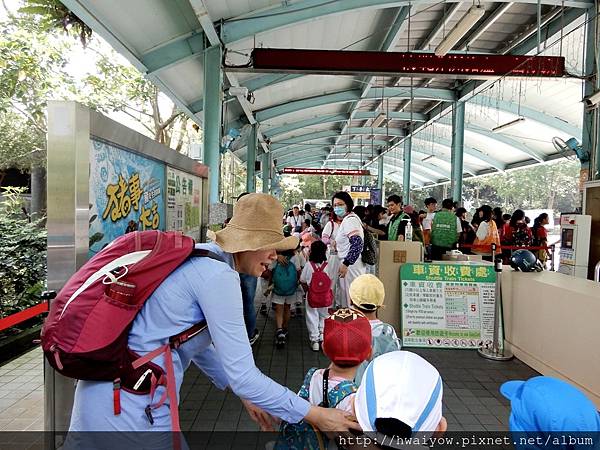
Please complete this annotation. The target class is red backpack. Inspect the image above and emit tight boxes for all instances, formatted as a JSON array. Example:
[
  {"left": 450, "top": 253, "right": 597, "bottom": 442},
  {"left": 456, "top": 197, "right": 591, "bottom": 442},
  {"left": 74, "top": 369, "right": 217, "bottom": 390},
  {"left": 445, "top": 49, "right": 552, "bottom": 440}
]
[
  {"left": 307, "top": 262, "right": 333, "bottom": 308},
  {"left": 41, "top": 230, "right": 218, "bottom": 432}
]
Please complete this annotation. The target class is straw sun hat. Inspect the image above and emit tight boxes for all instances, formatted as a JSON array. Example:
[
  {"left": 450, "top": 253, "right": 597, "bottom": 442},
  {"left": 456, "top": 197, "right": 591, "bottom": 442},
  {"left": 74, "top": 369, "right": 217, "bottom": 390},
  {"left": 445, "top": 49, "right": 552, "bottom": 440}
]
[{"left": 207, "top": 193, "right": 299, "bottom": 253}]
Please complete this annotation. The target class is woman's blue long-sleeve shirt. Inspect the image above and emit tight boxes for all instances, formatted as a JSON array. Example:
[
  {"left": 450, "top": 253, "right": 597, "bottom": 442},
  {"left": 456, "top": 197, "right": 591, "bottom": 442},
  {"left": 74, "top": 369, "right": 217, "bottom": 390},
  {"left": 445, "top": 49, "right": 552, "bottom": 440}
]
[{"left": 69, "top": 242, "right": 310, "bottom": 431}]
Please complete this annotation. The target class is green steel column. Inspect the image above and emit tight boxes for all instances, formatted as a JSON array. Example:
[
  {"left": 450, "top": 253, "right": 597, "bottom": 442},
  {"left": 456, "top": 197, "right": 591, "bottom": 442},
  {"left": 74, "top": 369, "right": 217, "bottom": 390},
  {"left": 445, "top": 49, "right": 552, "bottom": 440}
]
[
  {"left": 451, "top": 101, "right": 465, "bottom": 202},
  {"left": 262, "top": 152, "right": 270, "bottom": 194},
  {"left": 246, "top": 123, "right": 257, "bottom": 192},
  {"left": 377, "top": 153, "right": 384, "bottom": 191},
  {"left": 582, "top": 5, "right": 599, "bottom": 179},
  {"left": 403, "top": 136, "right": 412, "bottom": 205},
  {"left": 203, "top": 44, "right": 223, "bottom": 204}
]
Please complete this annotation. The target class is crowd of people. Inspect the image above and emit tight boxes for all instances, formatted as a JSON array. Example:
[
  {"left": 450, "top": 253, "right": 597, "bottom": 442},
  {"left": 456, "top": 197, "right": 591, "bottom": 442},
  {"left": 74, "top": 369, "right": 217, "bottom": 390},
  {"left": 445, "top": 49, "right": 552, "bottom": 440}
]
[{"left": 60, "top": 192, "right": 597, "bottom": 449}]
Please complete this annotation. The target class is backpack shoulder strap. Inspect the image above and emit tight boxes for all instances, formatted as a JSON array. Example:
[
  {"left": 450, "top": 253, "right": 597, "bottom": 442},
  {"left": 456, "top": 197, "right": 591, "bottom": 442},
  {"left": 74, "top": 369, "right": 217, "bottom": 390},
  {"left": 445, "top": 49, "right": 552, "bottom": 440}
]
[
  {"left": 190, "top": 248, "right": 226, "bottom": 264},
  {"left": 328, "top": 380, "right": 358, "bottom": 407},
  {"left": 298, "top": 367, "right": 319, "bottom": 400},
  {"left": 312, "top": 262, "right": 326, "bottom": 273}
]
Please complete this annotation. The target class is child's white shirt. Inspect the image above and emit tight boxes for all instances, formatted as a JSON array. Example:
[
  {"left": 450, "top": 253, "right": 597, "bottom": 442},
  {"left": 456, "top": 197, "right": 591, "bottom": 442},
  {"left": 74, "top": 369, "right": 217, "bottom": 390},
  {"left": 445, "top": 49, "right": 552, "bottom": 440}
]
[{"left": 306, "top": 369, "right": 355, "bottom": 414}]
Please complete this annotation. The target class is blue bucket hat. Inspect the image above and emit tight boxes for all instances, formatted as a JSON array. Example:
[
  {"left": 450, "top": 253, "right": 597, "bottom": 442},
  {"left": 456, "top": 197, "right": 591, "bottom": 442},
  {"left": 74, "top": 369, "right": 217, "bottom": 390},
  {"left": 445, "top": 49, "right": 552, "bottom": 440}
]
[{"left": 500, "top": 376, "right": 600, "bottom": 437}]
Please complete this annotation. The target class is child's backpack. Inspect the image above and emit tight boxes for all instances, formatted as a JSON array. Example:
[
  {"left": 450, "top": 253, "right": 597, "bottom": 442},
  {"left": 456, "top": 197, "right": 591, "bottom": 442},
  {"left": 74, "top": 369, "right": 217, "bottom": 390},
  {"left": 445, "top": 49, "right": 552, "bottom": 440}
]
[
  {"left": 272, "top": 257, "right": 298, "bottom": 296},
  {"left": 275, "top": 368, "right": 357, "bottom": 450},
  {"left": 354, "top": 323, "right": 401, "bottom": 384},
  {"left": 307, "top": 262, "right": 333, "bottom": 308},
  {"left": 361, "top": 230, "right": 377, "bottom": 265},
  {"left": 41, "top": 230, "right": 220, "bottom": 433}
]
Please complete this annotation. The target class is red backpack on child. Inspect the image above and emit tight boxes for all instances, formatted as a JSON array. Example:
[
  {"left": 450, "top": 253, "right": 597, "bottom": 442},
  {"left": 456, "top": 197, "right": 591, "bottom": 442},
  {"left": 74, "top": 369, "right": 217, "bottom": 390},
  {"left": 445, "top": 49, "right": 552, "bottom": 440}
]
[
  {"left": 41, "top": 230, "right": 218, "bottom": 432},
  {"left": 307, "top": 262, "right": 333, "bottom": 308}
]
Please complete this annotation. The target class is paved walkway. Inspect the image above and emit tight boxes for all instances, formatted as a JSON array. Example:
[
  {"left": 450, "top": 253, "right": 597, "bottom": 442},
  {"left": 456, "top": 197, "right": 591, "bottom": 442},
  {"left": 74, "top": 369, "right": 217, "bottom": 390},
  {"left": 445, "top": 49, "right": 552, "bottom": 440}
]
[
  {"left": 0, "top": 304, "right": 539, "bottom": 434},
  {"left": 0, "top": 346, "right": 44, "bottom": 431}
]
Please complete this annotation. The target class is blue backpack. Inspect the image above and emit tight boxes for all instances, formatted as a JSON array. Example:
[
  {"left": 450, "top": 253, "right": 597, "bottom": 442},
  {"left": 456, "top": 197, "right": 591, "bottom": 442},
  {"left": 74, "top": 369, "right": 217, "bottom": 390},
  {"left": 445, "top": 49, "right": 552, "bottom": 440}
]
[
  {"left": 272, "top": 257, "right": 298, "bottom": 296},
  {"left": 354, "top": 323, "right": 401, "bottom": 384},
  {"left": 275, "top": 368, "right": 357, "bottom": 450}
]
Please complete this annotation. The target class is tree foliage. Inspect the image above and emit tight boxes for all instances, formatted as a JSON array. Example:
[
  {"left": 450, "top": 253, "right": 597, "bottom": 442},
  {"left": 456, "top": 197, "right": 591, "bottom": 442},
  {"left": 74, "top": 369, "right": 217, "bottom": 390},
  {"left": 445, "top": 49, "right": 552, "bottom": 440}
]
[
  {"left": 0, "top": 187, "right": 47, "bottom": 318},
  {"left": 0, "top": 111, "right": 45, "bottom": 174},
  {"left": 19, "top": 0, "right": 92, "bottom": 47}
]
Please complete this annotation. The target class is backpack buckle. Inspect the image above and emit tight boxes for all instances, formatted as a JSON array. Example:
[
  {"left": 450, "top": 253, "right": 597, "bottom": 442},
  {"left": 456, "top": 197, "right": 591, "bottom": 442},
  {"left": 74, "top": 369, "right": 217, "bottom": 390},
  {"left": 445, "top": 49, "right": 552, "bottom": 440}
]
[{"left": 145, "top": 405, "right": 154, "bottom": 425}]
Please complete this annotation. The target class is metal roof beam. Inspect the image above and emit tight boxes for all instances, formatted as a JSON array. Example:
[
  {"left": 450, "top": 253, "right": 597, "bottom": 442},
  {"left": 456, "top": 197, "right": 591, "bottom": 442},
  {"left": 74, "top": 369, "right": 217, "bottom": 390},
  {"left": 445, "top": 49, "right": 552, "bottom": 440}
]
[
  {"left": 435, "top": 121, "right": 547, "bottom": 162},
  {"left": 220, "top": 0, "right": 593, "bottom": 44},
  {"left": 253, "top": 87, "right": 455, "bottom": 121},
  {"left": 241, "top": 74, "right": 304, "bottom": 92},
  {"left": 262, "top": 111, "right": 426, "bottom": 139},
  {"left": 413, "top": 136, "right": 506, "bottom": 171},
  {"left": 188, "top": 0, "right": 271, "bottom": 153},
  {"left": 141, "top": 33, "right": 204, "bottom": 75},
  {"left": 370, "top": 5, "right": 587, "bottom": 171},
  {"left": 458, "top": 3, "right": 515, "bottom": 51},
  {"left": 271, "top": 129, "right": 400, "bottom": 152},
  {"left": 327, "top": 6, "right": 410, "bottom": 165},
  {"left": 418, "top": 3, "right": 462, "bottom": 50},
  {"left": 475, "top": 97, "right": 581, "bottom": 138}
]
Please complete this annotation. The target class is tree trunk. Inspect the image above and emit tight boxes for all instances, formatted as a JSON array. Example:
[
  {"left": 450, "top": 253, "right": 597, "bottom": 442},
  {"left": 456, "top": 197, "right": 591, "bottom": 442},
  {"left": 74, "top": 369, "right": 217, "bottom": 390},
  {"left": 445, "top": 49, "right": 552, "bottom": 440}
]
[{"left": 30, "top": 165, "right": 46, "bottom": 225}]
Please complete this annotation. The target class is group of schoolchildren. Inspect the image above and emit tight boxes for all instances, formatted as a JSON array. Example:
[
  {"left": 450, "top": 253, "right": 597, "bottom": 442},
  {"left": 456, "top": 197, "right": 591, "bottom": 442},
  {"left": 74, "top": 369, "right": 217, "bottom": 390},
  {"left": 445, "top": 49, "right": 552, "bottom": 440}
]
[{"left": 273, "top": 272, "right": 600, "bottom": 449}]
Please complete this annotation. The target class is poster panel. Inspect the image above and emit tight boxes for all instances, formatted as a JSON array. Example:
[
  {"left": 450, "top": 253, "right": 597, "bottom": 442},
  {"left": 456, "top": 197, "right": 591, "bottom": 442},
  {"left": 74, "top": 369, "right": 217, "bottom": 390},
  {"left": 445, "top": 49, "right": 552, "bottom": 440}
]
[
  {"left": 166, "top": 167, "right": 202, "bottom": 237},
  {"left": 400, "top": 262, "right": 498, "bottom": 349},
  {"left": 369, "top": 188, "right": 382, "bottom": 205},
  {"left": 89, "top": 139, "right": 165, "bottom": 256}
]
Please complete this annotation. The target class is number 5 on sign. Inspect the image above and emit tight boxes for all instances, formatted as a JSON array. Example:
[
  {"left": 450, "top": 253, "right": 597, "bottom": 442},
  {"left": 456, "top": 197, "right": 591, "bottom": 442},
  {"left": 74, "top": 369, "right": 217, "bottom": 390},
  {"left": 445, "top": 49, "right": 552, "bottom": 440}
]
[{"left": 470, "top": 304, "right": 477, "bottom": 312}]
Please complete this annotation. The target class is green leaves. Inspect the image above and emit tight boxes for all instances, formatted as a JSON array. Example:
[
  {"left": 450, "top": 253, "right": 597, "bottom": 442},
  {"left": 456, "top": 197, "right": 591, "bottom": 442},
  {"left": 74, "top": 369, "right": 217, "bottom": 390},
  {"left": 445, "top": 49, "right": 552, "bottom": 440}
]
[{"left": 0, "top": 187, "right": 47, "bottom": 317}]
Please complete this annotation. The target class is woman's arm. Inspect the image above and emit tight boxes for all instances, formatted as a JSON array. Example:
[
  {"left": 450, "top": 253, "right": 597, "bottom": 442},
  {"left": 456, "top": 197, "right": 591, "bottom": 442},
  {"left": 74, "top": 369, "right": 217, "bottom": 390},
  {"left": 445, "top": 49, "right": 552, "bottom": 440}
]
[{"left": 192, "top": 265, "right": 310, "bottom": 423}]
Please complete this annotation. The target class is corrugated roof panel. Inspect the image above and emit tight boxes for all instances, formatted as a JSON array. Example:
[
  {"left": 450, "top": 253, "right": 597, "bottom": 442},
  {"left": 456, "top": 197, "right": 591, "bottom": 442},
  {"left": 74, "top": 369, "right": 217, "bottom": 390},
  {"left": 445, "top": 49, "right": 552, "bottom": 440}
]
[
  {"left": 83, "top": 0, "right": 200, "bottom": 55},
  {"left": 158, "top": 58, "right": 205, "bottom": 104}
]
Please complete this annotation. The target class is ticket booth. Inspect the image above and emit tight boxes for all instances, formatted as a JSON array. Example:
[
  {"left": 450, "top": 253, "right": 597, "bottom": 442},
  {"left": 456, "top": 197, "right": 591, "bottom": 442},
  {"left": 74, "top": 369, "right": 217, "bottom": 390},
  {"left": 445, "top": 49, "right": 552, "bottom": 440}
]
[{"left": 376, "top": 240, "right": 423, "bottom": 331}]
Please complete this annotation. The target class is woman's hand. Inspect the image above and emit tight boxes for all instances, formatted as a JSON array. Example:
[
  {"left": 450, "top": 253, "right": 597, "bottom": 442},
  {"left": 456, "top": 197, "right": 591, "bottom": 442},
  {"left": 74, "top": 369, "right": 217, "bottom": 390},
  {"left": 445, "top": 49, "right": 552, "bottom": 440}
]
[
  {"left": 304, "top": 406, "right": 362, "bottom": 432},
  {"left": 338, "top": 264, "right": 348, "bottom": 278},
  {"left": 241, "top": 399, "right": 279, "bottom": 431}
]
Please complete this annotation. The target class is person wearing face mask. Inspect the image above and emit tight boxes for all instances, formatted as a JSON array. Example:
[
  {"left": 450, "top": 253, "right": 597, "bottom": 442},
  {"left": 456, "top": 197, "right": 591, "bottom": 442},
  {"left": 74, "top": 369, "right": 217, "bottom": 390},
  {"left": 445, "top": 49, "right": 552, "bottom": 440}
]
[{"left": 331, "top": 191, "right": 366, "bottom": 308}]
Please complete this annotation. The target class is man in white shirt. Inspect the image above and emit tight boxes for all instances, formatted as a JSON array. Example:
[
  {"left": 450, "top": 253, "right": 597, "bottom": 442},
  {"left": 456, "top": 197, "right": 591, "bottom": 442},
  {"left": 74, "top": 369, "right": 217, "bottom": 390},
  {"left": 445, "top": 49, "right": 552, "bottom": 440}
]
[{"left": 286, "top": 205, "right": 304, "bottom": 233}]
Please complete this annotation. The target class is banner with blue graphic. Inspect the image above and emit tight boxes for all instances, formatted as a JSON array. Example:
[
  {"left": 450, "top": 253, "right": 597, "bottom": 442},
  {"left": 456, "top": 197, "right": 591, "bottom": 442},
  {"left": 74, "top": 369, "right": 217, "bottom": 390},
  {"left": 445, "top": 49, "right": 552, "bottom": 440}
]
[{"left": 89, "top": 139, "right": 165, "bottom": 256}]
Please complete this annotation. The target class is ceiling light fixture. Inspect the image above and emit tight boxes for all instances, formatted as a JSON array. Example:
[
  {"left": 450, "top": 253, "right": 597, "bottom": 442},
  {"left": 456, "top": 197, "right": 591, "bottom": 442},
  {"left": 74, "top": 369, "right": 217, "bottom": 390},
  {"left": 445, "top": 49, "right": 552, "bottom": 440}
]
[
  {"left": 492, "top": 117, "right": 526, "bottom": 133},
  {"left": 372, "top": 112, "right": 387, "bottom": 128},
  {"left": 435, "top": 5, "right": 485, "bottom": 56}
]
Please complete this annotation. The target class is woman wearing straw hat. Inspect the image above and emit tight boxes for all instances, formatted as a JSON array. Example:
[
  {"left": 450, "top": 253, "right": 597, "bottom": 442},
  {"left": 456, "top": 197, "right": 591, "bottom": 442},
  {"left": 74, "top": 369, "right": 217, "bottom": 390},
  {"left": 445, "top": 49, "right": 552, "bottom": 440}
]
[{"left": 69, "top": 193, "right": 359, "bottom": 436}]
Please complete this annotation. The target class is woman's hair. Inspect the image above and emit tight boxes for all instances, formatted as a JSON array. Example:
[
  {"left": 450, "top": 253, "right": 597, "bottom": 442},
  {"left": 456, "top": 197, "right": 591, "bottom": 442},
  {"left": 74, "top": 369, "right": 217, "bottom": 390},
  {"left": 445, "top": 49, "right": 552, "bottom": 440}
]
[
  {"left": 278, "top": 248, "right": 295, "bottom": 258},
  {"left": 288, "top": 210, "right": 293, "bottom": 217},
  {"left": 309, "top": 240, "right": 327, "bottom": 263},
  {"left": 304, "top": 218, "right": 311, "bottom": 226},
  {"left": 479, "top": 205, "right": 493, "bottom": 222},
  {"left": 332, "top": 191, "right": 354, "bottom": 212},
  {"left": 510, "top": 209, "right": 526, "bottom": 228},
  {"left": 533, "top": 213, "right": 549, "bottom": 229},
  {"left": 493, "top": 207, "right": 505, "bottom": 228},
  {"left": 353, "top": 205, "right": 367, "bottom": 221},
  {"left": 455, "top": 207, "right": 467, "bottom": 218}
]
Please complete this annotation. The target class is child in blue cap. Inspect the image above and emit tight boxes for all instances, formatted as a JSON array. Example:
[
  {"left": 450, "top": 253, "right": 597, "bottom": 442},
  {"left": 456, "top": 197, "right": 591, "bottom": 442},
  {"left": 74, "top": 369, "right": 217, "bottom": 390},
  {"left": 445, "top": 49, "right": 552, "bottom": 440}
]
[{"left": 501, "top": 376, "right": 600, "bottom": 450}]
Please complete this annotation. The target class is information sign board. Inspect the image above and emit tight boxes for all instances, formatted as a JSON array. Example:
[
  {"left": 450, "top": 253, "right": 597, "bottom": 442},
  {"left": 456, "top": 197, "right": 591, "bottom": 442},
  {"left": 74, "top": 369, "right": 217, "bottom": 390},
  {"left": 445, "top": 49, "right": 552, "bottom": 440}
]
[
  {"left": 166, "top": 167, "right": 202, "bottom": 238},
  {"left": 400, "top": 262, "right": 500, "bottom": 349}
]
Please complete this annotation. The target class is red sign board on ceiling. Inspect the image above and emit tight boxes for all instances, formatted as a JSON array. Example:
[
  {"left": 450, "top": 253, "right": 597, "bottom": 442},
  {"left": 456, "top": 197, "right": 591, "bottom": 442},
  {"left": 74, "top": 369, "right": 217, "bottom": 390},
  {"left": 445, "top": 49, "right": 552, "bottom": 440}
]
[
  {"left": 282, "top": 168, "right": 372, "bottom": 176},
  {"left": 250, "top": 49, "right": 565, "bottom": 79}
]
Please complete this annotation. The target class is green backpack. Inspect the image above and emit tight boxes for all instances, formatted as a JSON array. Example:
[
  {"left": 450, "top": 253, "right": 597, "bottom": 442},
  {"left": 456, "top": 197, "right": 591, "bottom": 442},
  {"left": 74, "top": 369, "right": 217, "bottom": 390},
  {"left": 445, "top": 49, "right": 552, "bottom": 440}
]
[{"left": 275, "top": 368, "right": 357, "bottom": 450}]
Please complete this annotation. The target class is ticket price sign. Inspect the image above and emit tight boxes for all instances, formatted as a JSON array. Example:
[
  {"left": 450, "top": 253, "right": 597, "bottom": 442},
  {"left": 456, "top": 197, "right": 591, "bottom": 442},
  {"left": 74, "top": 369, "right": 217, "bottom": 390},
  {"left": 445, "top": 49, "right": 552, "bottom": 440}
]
[{"left": 400, "top": 262, "right": 501, "bottom": 349}]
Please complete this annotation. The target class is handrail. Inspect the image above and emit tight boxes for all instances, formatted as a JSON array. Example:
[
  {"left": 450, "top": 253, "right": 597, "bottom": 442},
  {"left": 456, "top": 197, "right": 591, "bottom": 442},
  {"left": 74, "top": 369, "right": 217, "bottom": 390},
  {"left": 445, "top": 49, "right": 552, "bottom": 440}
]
[{"left": 594, "top": 261, "right": 600, "bottom": 282}]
